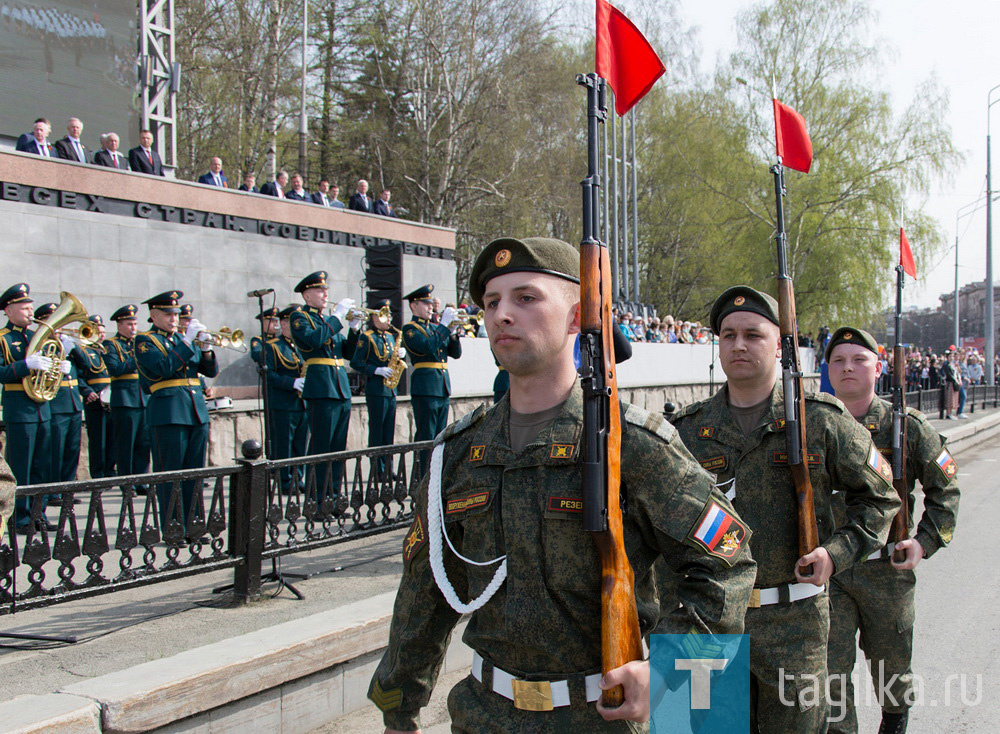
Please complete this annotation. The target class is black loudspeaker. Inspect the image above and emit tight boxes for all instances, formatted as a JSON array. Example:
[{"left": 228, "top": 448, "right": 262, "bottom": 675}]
[{"left": 364, "top": 243, "right": 406, "bottom": 394}]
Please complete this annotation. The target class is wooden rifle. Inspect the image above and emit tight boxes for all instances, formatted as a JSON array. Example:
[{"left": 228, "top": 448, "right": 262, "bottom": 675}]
[
  {"left": 576, "top": 72, "right": 642, "bottom": 708},
  {"left": 890, "top": 264, "right": 910, "bottom": 561},
  {"left": 771, "top": 162, "right": 820, "bottom": 573}
]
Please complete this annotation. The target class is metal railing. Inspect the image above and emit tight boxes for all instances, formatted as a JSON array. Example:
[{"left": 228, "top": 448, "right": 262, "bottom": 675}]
[
  {"left": 878, "top": 384, "right": 1000, "bottom": 419},
  {"left": 0, "top": 439, "right": 432, "bottom": 614}
]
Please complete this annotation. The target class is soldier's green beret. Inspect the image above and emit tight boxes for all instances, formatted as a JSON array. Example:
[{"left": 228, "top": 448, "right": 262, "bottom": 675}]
[
  {"left": 404, "top": 284, "right": 434, "bottom": 301},
  {"left": 143, "top": 290, "right": 183, "bottom": 313},
  {"left": 110, "top": 304, "right": 138, "bottom": 321},
  {"left": 469, "top": 237, "right": 580, "bottom": 307},
  {"left": 294, "top": 271, "right": 328, "bottom": 293},
  {"left": 710, "top": 285, "right": 779, "bottom": 334},
  {"left": 0, "top": 283, "right": 32, "bottom": 310},
  {"left": 825, "top": 326, "right": 880, "bottom": 362}
]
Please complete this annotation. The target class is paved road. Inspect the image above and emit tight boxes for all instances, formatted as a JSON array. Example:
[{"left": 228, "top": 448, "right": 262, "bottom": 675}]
[{"left": 321, "top": 435, "right": 1000, "bottom": 733}]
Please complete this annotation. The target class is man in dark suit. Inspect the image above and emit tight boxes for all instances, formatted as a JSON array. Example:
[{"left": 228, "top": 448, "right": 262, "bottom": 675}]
[
  {"left": 128, "top": 129, "right": 165, "bottom": 176},
  {"left": 373, "top": 188, "right": 396, "bottom": 217},
  {"left": 238, "top": 173, "right": 259, "bottom": 192},
  {"left": 54, "top": 117, "right": 90, "bottom": 163},
  {"left": 15, "top": 118, "right": 56, "bottom": 157},
  {"left": 93, "top": 133, "right": 130, "bottom": 170},
  {"left": 260, "top": 171, "right": 288, "bottom": 198},
  {"left": 285, "top": 173, "right": 309, "bottom": 201},
  {"left": 348, "top": 179, "right": 372, "bottom": 212},
  {"left": 197, "top": 157, "right": 228, "bottom": 187},
  {"left": 312, "top": 178, "right": 335, "bottom": 206}
]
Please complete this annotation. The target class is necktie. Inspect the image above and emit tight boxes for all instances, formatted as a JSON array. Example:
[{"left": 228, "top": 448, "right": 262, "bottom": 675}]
[
  {"left": 73, "top": 140, "right": 83, "bottom": 161},
  {"left": 146, "top": 149, "right": 153, "bottom": 165},
  {"left": 39, "top": 141, "right": 48, "bottom": 156},
  {"left": 215, "top": 174, "right": 220, "bottom": 186},
  {"left": 112, "top": 154, "right": 119, "bottom": 169}
]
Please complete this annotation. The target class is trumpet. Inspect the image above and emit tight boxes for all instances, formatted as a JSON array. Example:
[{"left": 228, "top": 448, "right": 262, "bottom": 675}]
[
  {"left": 194, "top": 326, "right": 247, "bottom": 352},
  {"left": 453, "top": 312, "right": 484, "bottom": 327},
  {"left": 57, "top": 323, "right": 101, "bottom": 346},
  {"left": 346, "top": 305, "right": 393, "bottom": 323}
]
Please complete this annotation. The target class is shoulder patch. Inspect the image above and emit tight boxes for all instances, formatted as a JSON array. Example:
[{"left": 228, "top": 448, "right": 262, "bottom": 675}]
[
  {"left": 805, "top": 391, "right": 848, "bottom": 413},
  {"left": 623, "top": 402, "right": 676, "bottom": 443},
  {"left": 866, "top": 443, "right": 894, "bottom": 484},
  {"left": 438, "top": 403, "right": 488, "bottom": 443},
  {"left": 687, "top": 499, "right": 750, "bottom": 564},
  {"left": 934, "top": 447, "right": 958, "bottom": 480},
  {"left": 402, "top": 515, "right": 426, "bottom": 563}
]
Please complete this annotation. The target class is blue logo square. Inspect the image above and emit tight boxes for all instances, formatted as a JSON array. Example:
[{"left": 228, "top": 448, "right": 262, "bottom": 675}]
[{"left": 650, "top": 634, "right": 751, "bottom": 734}]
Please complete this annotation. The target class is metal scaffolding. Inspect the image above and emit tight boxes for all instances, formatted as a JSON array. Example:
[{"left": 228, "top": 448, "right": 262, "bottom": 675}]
[{"left": 139, "top": 0, "right": 179, "bottom": 168}]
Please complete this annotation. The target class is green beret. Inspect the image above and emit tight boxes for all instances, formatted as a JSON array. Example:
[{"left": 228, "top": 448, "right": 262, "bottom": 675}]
[
  {"left": 469, "top": 237, "right": 580, "bottom": 307},
  {"left": 825, "top": 326, "right": 880, "bottom": 362},
  {"left": 709, "top": 285, "right": 779, "bottom": 334}
]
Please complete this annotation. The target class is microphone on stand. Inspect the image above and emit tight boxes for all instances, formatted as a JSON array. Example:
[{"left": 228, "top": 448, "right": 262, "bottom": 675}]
[{"left": 247, "top": 288, "right": 274, "bottom": 298}]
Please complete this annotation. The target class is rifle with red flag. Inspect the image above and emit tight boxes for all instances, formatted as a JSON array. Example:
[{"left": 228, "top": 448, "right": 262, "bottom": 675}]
[
  {"left": 770, "top": 97, "right": 819, "bottom": 574},
  {"left": 890, "top": 228, "right": 916, "bottom": 562},
  {"left": 576, "top": 0, "right": 663, "bottom": 708}
]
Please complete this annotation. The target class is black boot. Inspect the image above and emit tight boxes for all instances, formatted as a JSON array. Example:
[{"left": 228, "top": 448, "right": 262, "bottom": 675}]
[{"left": 877, "top": 710, "right": 908, "bottom": 734}]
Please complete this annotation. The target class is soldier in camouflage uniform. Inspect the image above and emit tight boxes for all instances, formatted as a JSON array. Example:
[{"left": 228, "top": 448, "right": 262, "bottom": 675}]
[
  {"left": 824, "top": 327, "right": 960, "bottom": 734},
  {"left": 667, "top": 286, "right": 899, "bottom": 734},
  {"left": 369, "top": 237, "right": 757, "bottom": 733}
]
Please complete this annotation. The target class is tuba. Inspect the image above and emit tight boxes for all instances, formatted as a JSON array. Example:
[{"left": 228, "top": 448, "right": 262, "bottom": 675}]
[{"left": 23, "top": 291, "right": 91, "bottom": 402}]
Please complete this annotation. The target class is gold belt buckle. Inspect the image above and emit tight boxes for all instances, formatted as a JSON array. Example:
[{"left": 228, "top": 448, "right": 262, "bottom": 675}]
[
  {"left": 748, "top": 589, "right": 761, "bottom": 609},
  {"left": 511, "top": 679, "right": 554, "bottom": 711}
]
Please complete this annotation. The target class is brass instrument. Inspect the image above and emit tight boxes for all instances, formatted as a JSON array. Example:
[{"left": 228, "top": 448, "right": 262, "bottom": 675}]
[
  {"left": 384, "top": 327, "right": 407, "bottom": 390},
  {"left": 193, "top": 327, "right": 247, "bottom": 352},
  {"left": 58, "top": 323, "right": 100, "bottom": 346},
  {"left": 346, "top": 305, "right": 393, "bottom": 323},
  {"left": 454, "top": 311, "right": 484, "bottom": 327},
  {"left": 22, "top": 291, "right": 91, "bottom": 402}
]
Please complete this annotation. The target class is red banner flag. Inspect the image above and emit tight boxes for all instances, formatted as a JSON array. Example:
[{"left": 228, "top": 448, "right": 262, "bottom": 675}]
[
  {"left": 773, "top": 99, "right": 813, "bottom": 173},
  {"left": 900, "top": 227, "right": 917, "bottom": 278},
  {"left": 596, "top": 0, "right": 665, "bottom": 116}
]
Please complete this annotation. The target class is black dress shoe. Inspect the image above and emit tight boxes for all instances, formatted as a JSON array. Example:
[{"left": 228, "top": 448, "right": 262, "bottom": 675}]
[{"left": 878, "top": 711, "right": 909, "bottom": 734}]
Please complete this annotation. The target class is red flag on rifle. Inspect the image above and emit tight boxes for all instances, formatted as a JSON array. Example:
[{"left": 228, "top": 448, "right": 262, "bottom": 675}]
[
  {"left": 900, "top": 227, "right": 917, "bottom": 278},
  {"left": 596, "top": 0, "right": 665, "bottom": 116},
  {"left": 773, "top": 99, "right": 813, "bottom": 173}
]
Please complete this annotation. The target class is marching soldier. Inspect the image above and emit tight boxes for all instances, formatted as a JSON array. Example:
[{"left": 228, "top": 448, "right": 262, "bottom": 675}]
[
  {"left": 250, "top": 306, "right": 280, "bottom": 367},
  {"left": 349, "top": 299, "right": 403, "bottom": 474},
  {"left": 72, "top": 315, "right": 115, "bottom": 478},
  {"left": 178, "top": 303, "right": 194, "bottom": 331},
  {"left": 34, "top": 302, "right": 83, "bottom": 484},
  {"left": 135, "top": 291, "right": 218, "bottom": 534},
  {"left": 263, "top": 305, "right": 308, "bottom": 492},
  {"left": 825, "top": 327, "right": 960, "bottom": 734},
  {"left": 666, "top": 286, "right": 899, "bottom": 733},
  {"left": 289, "top": 271, "right": 359, "bottom": 500},
  {"left": 0, "top": 283, "right": 54, "bottom": 531},
  {"left": 401, "top": 285, "right": 461, "bottom": 474},
  {"left": 104, "top": 304, "right": 152, "bottom": 488}
]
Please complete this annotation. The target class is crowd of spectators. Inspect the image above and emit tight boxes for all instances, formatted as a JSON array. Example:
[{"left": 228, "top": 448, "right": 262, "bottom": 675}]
[
  {"left": 12, "top": 116, "right": 404, "bottom": 218},
  {"left": 613, "top": 309, "right": 713, "bottom": 344}
]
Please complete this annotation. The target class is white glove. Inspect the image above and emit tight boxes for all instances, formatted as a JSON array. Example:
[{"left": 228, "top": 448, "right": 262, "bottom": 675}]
[
  {"left": 184, "top": 319, "right": 204, "bottom": 344},
  {"left": 440, "top": 306, "right": 458, "bottom": 327},
  {"left": 397, "top": 347, "right": 406, "bottom": 359},
  {"left": 196, "top": 332, "right": 213, "bottom": 351},
  {"left": 25, "top": 353, "right": 52, "bottom": 371},
  {"left": 59, "top": 360, "right": 72, "bottom": 375},
  {"left": 349, "top": 317, "right": 363, "bottom": 331},
  {"left": 59, "top": 334, "right": 75, "bottom": 353},
  {"left": 332, "top": 298, "right": 355, "bottom": 322},
  {"left": 293, "top": 377, "right": 306, "bottom": 392},
  {"left": 374, "top": 366, "right": 393, "bottom": 378}
]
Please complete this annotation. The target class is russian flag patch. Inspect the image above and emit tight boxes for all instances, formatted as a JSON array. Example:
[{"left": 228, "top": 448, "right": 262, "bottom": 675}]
[
  {"left": 867, "top": 444, "right": 893, "bottom": 483},
  {"left": 689, "top": 500, "right": 750, "bottom": 561},
  {"left": 935, "top": 447, "right": 958, "bottom": 480}
]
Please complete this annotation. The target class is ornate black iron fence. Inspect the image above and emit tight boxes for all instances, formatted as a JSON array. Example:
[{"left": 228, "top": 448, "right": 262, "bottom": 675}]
[{"left": 0, "top": 439, "right": 432, "bottom": 614}]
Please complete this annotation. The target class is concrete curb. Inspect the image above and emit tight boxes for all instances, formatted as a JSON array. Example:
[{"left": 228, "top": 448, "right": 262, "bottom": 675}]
[{"left": 940, "top": 410, "right": 1000, "bottom": 455}]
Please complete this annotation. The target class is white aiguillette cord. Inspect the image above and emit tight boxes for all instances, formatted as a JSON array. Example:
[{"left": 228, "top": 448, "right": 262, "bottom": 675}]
[{"left": 427, "top": 442, "right": 507, "bottom": 613}]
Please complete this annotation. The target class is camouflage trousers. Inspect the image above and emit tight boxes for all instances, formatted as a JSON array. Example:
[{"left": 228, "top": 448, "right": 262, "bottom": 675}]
[
  {"left": 447, "top": 672, "right": 645, "bottom": 733},
  {"left": 746, "top": 589, "right": 830, "bottom": 734},
  {"left": 828, "top": 560, "right": 916, "bottom": 734}
]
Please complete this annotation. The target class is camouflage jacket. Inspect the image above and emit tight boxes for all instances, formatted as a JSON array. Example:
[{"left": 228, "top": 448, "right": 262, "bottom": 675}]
[
  {"left": 670, "top": 383, "right": 899, "bottom": 588},
  {"left": 843, "top": 398, "right": 959, "bottom": 558},
  {"left": 369, "top": 384, "right": 757, "bottom": 730}
]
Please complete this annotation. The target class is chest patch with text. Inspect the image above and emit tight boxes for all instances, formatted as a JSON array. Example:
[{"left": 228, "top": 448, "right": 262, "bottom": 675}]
[{"left": 446, "top": 491, "right": 490, "bottom": 514}]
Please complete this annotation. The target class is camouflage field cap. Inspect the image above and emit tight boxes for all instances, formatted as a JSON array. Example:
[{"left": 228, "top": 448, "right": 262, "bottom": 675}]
[
  {"left": 469, "top": 237, "right": 580, "bottom": 307},
  {"left": 825, "top": 326, "right": 880, "bottom": 362},
  {"left": 709, "top": 285, "right": 779, "bottom": 334}
]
